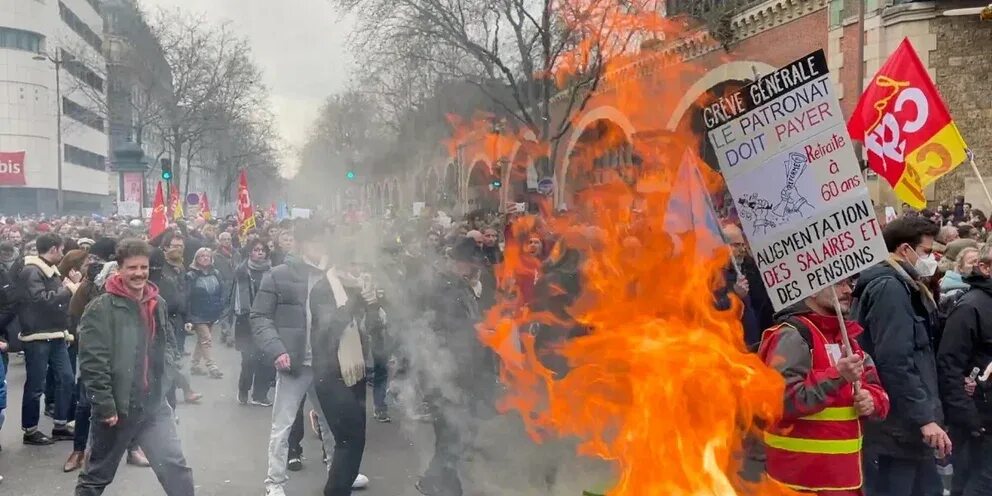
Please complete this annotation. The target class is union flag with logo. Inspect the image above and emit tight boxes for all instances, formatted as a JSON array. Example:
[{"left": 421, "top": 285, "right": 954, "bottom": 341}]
[
  {"left": 237, "top": 170, "right": 256, "bottom": 238},
  {"left": 847, "top": 38, "right": 969, "bottom": 209}
]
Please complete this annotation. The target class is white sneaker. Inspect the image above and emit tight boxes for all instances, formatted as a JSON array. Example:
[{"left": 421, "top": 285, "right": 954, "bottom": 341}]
[{"left": 352, "top": 473, "right": 369, "bottom": 489}]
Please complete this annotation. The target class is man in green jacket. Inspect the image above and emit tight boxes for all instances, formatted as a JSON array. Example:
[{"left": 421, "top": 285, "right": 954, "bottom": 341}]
[{"left": 75, "top": 239, "right": 194, "bottom": 496}]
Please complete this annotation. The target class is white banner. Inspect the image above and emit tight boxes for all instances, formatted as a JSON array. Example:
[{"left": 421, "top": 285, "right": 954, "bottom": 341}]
[{"left": 705, "top": 50, "right": 888, "bottom": 311}]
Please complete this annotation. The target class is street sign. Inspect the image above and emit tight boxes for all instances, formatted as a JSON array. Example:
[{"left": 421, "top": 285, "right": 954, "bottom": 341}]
[
  {"left": 537, "top": 177, "right": 555, "bottom": 195},
  {"left": 186, "top": 193, "right": 200, "bottom": 205}
]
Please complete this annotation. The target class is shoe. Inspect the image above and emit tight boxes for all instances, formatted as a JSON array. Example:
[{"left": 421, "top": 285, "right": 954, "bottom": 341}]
[
  {"left": 208, "top": 368, "right": 224, "bottom": 379},
  {"left": 238, "top": 391, "right": 249, "bottom": 405},
  {"left": 52, "top": 426, "right": 75, "bottom": 441},
  {"left": 185, "top": 392, "right": 204, "bottom": 404},
  {"left": 352, "top": 473, "right": 369, "bottom": 489},
  {"left": 63, "top": 451, "right": 85, "bottom": 472},
  {"left": 374, "top": 410, "right": 391, "bottom": 423},
  {"left": 127, "top": 448, "right": 151, "bottom": 467},
  {"left": 190, "top": 365, "right": 207, "bottom": 376},
  {"left": 287, "top": 457, "right": 303, "bottom": 472},
  {"left": 249, "top": 398, "right": 273, "bottom": 407},
  {"left": 415, "top": 479, "right": 439, "bottom": 495},
  {"left": 265, "top": 486, "right": 287, "bottom": 496},
  {"left": 23, "top": 430, "right": 54, "bottom": 445}
]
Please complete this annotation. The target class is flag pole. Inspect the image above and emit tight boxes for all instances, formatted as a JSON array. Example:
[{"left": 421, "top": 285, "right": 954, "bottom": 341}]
[
  {"left": 829, "top": 284, "right": 861, "bottom": 392},
  {"left": 967, "top": 150, "right": 992, "bottom": 209}
]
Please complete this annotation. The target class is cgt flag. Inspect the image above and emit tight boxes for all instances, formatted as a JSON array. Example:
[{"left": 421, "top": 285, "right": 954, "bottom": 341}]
[
  {"left": 847, "top": 38, "right": 969, "bottom": 209},
  {"left": 200, "top": 192, "right": 212, "bottom": 221},
  {"left": 237, "top": 170, "right": 256, "bottom": 238},
  {"left": 169, "top": 185, "right": 184, "bottom": 220},
  {"left": 149, "top": 182, "right": 167, "bottom": 239}
]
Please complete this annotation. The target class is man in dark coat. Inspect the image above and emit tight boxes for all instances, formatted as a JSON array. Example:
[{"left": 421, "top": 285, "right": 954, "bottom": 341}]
[
  {"left": 18, "top": 233, "right": 80, "bottom": 445},
  {"left": 852, "top": 216, "right": 948, "bottom": 496},
  {"left": 251, "top": 219, "right": 368, "bottom": 496},
  {"left": 417, "top": 236, "right": 495, "bottom": 496},
  {"left": 74, "top": 239, "right": 193, "bottom": 496},
  {"left": 937, "top": 243, "right": 992, "bottom": 495}
]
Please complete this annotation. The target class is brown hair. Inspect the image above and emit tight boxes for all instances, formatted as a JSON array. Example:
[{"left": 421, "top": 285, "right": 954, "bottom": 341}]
[
  {"left": 58, "top": 249, "right": 89, "bottom": 276},
  {"left": 115, "top": 238, "right": 152, "bottom": 263}
]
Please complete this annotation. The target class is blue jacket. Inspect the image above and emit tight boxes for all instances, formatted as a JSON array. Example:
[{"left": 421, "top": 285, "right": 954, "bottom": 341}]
[
  {"left": 0, "top": 353, "right": 7, "bottom": 411},
  {"left": 186, "top": 268, "right": 225, "bottom": 324}
]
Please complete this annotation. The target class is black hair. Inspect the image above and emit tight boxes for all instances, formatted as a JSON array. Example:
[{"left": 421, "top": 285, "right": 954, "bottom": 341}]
[
  {"left": 245, "top": 238, "right": 270, "bottom": 257},
  {"left": 958, "top": 224, "right": 976, "bottom": 239},
  {"left": 161, "top": 231, "right": 185, "bottom": 250},
  {"left": 115, "top": 238, "right": 152, "bottom": 263},
  {"left": 882, "top": 217, "right": 940, "bottom": 252},
  {"left": 35, "top": 233, "right": 63, "bottom": 255}
]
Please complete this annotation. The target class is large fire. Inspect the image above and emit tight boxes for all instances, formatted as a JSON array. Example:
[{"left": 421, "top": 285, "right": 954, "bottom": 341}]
[{"left": 456, "top": 2, "right": 803, "bottom": 495}]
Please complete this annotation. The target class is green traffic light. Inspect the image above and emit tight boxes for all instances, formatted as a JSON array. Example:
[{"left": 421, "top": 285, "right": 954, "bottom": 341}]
[
  {"left": 346, "top": 171, "right": 356, "bottom": 180},
  {"left": 162, "top": 171, "right": 172, "bottom": 180}
]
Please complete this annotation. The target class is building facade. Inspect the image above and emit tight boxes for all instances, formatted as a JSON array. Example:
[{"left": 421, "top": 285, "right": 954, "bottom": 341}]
[{"left": 0, "top": 0, "right": 111, "bottom": 215}]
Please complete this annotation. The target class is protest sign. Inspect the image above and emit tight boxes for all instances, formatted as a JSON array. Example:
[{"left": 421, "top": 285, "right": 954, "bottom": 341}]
[{"left": 704, "top": 49, "right": 888, "bottom": 310}]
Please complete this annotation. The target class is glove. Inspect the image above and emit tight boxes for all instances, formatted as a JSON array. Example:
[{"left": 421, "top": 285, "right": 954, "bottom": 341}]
[{"left": 338, "top": 321, "right": 365, "bottom": 387}]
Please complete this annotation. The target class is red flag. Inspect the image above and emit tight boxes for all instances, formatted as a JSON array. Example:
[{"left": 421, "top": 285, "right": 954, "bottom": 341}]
[
  {"left": 149, "top": 182, "right": 167, "bottom": 239},
  {"left": 237, "top": 170, "right": 256, "bottom": 237},
  {"left": 200, "top": 192, "right": 212, "bottom": 220},
  {"left": 168, "top": 186, "right": 184, "bottom": 220},
  {"left": 268, "top": 203, "right": 277, "bottom": 219},
  {"left": 847, "top": 38, "right": 969, "bottom": 209}
]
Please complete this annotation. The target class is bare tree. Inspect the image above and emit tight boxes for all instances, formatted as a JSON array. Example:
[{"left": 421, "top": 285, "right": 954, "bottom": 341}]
[
  {"left": 336, "top": 0, "right": 666, "bottom": 175},
  {"left": 149, "top": 8, "right": 267, "bottom": 196}
]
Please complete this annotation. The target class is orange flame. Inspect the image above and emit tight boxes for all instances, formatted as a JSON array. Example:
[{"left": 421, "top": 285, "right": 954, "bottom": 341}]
[{"left": 445, "top": 2, "right": 801, "bottom": 495}]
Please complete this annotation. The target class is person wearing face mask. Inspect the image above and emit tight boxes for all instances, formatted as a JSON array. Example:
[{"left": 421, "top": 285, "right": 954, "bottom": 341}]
[
  {"left": 937, "top": 244, "right": 992, "bottom": 496},
  {"left": 852, "top": 216, "right": 948, "bottom": 496}
]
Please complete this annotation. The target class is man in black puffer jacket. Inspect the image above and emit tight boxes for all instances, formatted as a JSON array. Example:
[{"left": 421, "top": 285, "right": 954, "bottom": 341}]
[
  {"left": 938, "top": 244, "right": 992, "bottom": 495},
  {"left": 17, "top": 233, "right": 80, "bottom": 445}
]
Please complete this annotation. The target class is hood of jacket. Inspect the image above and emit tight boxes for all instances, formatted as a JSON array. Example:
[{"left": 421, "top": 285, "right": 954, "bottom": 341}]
[
  {"left": 94, "top": 261, "right": 118, "bottom": 289},
  {"left": 104, "top": 272, "right": 160, "bottom": 303},
  {"left": 964, "top": 273, "right": 992, "bottom": 297},
  {"left": 23, "top": 255, "right": 60, "bottom": 279},
  {"left": 941, "top": 270, "right": 971, "bottom": 292},
  {"left": 853, "top": 257, "right": 919, "bottom": 300}
]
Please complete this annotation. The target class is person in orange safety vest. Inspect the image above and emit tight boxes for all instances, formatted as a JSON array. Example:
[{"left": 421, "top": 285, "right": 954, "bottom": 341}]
[{"left": 757, "top": 278, "right": 891, "bottom": 496}]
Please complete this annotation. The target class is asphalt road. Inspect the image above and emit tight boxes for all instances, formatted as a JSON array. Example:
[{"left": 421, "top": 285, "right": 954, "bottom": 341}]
[{"left": 0, "top": 340, "right": 428, "bottom": 496}]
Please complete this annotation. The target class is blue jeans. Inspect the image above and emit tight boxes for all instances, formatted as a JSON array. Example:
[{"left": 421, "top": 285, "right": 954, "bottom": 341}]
[{"left": 22, "top": 339, "right": 74, "bottom": 429}]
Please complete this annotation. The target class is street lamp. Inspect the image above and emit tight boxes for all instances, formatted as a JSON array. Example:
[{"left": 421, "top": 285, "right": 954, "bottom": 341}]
[{"left": 33, "top": 51, "right": 65, "bottom": 215}]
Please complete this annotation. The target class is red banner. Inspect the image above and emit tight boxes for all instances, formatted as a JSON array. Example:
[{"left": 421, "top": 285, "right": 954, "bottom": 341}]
[
  {"left": 0, "top": 151, "right": 27, "bottom": 186},
  {"left": 200, "top": 192, "right": 212, "bottom": 220},
  {"left": 237, "top": 170, "right": 255, "bottom": 237},
  {"left": 847, "top": 38, "right": 969, "bottom": 209},
  {"left": 149, "top": 182, "right": 167, "bottom": 239},
  {"left": 168, "top": 186, "right": 184, "bottom": 220}
]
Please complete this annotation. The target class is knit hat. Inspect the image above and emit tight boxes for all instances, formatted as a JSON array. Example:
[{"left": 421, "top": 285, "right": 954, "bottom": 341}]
[{"left": 89, "top": 237, "right": 118, "bottom": 262}]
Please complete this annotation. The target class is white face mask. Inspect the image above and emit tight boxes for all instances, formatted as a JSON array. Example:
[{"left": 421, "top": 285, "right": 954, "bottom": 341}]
[{"left": 912, "top": 249, "right": 939, "bottom": 277}]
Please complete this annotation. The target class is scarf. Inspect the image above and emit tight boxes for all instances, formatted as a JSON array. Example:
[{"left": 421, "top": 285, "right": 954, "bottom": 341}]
[
  {"left": 247, "top": 259, "right": 272, "bottom": 272},
  {"left": 105, "top": 274, "right": 160, "bottom": 393}
]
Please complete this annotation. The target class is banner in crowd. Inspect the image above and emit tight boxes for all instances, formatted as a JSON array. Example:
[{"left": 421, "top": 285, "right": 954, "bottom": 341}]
[
  {"left": 663, "top": 149, "right": 724, "bottom": 257},
  {"left": 0, "top": 151, "right": 27, "bottom": 186},
  {"left": 237, "top": 170, "right": 256, "bottom": 236},
  {"left": 149, "top": 182, "right": 167, "bottom": 239},
  {"left": 200, "top": 192, "right": 212, "bottom": 220},
  {"left": 847, "top": 38, "right": 969, "bottom": 209},
  {"left": 703, "top": 49, "right": 888, "bottom": 310},
  {"left": 169, "top": 186, "right": 184, "bottom": 220}
]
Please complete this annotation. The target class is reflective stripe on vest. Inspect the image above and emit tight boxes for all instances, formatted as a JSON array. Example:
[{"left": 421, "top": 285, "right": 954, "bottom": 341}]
[
  {"left": 800, "top": 406, "right": 858, "bottom": 422},
  {"left": 764, "top": 432, "right": 862, "bottom": 454}
]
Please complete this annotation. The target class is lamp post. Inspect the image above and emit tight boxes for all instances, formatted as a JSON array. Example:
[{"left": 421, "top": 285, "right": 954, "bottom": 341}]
[{"left": 33, "top": 51, "right": 64, "bottom": 215}]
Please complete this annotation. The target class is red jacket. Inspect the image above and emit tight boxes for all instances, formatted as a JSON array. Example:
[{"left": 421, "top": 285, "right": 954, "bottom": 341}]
[{"left": 758, "top": 312, "right": 890, "bottom": 495}]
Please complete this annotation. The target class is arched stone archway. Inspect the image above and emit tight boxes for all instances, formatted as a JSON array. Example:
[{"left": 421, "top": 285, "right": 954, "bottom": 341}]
[
  {"left": 442, "top": 162, "right": 458, "bottom": 209},
  {"left": 558, "top": 106, "right": 637, "bottom": 206},
  {"left": 466, "top": 160, "right": 499, "bottom": 212},
  {"left": 560, "top": 118, "right": 637, "bottom": 209}
]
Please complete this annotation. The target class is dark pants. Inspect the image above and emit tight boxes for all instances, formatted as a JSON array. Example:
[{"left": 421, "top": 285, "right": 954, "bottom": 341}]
[
  {"left": 46, "top": 342, "right": 78, "bottom": 414},
  {"left": 370, "top": 356, "right": 388, "bottom": 413},
  {"left": 75, "top": 401, "right": 194, "bottom": 496},
  {"left": 22, "top": 339, "right": 74, "bottom": 428},
  {"left": 313, "top": 376, "right": 366, "bottom": 496},
  {"left": 288, "top": 399, "right": 305, "bottom": 459},
  {"left": 868, "top": 454, "right": 943, "bottom": 496},
  {"left": 74, "top": 382, "right": 139, "bottom": 453},
  {"left": 420, "top": 399, "right": 477, "bottom": 496},
  {"left": 239, "top": 347, "right": 274, "bottom": 402},
  {"left": 949, "top": 431, "right": 992, "bottom": 496}
]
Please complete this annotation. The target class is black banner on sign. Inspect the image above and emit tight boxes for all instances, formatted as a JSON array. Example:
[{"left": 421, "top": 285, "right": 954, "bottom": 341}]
[{"left": 701, "top": 50, "right": 830, "bottom": 131}]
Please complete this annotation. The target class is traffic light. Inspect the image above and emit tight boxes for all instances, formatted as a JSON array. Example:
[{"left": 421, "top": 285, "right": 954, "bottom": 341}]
[
  {"left": 161, "top": 158, "right": 173, "bottom": 181},
  {"left": 346, "top": 170, "right": 356, "bottom": 180},
  {"left": 490, "top": 179, "right": 502, "bottom": 189}
]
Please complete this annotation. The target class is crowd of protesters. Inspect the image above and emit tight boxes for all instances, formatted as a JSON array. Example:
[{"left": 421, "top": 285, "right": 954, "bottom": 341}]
[{"left": 0, "top": 192, "right": 992, "bottom": 496}]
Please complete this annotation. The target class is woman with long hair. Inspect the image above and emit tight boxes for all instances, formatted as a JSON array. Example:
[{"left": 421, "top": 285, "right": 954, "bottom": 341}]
[{"left": 187, "top": 247, "right": 225, "bottom": 378}]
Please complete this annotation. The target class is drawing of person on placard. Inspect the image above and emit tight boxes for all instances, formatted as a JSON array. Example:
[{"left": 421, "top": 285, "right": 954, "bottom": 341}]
[
  {"left": 772, "top": 152, "right": 812, "bottom": 220},
  {"left": 737, "top": 193, "right": 777, "bottom": 236}
]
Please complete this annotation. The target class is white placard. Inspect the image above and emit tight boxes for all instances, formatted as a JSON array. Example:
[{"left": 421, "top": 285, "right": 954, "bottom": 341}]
[
  {"left": 118, "top": 201, "right": 140, "bottom": 218},
  {"left": 290, "top": 208, "right": 311, "bottom": 219},
  {"left": 705, "top": 50, "right": 888, "bottom": 311},
  {"left": 412, "top": 202, "right": 426, "bottom": 217}
]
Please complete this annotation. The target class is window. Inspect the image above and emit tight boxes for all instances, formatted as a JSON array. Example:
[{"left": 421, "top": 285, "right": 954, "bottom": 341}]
[
  {"left": 58, "top": 1, "right": 103, "bottom": 53},
  {"left": 64, "top": 144, "right": 106, "bottom": 171},
  {"left": 63, "top": 97, "right": 105, "bottom": 132},
  {"left": 60, "top": 50, "right": 104, "bottom": 92},
  {"left": 0, "top": 27, "right": 45, "bottom": 53}
]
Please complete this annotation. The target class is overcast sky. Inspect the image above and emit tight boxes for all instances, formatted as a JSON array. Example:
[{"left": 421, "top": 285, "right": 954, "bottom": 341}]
[{"left": 140, "top": 0, "right": 354, "bottom": 176}]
